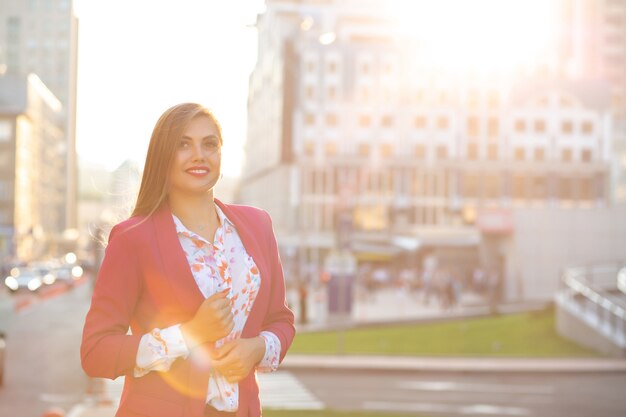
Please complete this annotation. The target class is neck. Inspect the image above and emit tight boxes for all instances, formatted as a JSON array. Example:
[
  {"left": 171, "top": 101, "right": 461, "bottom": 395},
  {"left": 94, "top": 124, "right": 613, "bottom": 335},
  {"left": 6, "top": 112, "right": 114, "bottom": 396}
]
[{"left": 168, "top": 190, "right": 218, "bottom": 225}]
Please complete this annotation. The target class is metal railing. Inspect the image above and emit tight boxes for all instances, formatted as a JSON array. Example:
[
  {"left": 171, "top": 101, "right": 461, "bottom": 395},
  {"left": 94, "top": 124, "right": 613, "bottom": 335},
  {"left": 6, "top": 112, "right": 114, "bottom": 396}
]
[{"left": 555, "top": 262, "right": 626, "bottom": 348}]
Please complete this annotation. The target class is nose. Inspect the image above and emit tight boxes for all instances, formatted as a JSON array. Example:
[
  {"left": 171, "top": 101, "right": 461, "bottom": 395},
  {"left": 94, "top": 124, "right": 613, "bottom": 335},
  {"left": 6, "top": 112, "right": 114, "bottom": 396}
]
[{"left": 191, "top": 142, "right": 207, "bottom": 161}]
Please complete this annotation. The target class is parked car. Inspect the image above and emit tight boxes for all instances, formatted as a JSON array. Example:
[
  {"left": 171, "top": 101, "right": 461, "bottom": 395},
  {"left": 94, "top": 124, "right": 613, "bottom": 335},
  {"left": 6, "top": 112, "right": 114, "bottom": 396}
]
[
  {"left": 4, "top": 267, "right": 43, "bottom": 293},
  {"left": 0, "top": 286, "right": 13, "bottom": 387}
]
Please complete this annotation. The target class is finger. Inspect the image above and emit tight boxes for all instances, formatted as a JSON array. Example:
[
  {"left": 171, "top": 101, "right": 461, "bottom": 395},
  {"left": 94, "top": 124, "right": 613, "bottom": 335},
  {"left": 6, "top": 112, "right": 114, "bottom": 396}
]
[
  {"left": 206, "top": 288, "right": 230, "bottom": 302},
  {"left": 214, "top": 340, "right": 238, "bottom": 359}
]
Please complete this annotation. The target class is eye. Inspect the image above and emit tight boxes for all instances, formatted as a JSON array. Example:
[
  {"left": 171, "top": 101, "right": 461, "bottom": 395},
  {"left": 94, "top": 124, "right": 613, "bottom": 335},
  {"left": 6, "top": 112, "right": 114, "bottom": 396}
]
[
  {"left": 178, "top": 140, "right": 190, "bottom": 148},
  {"left": 204, "top": 140, "right": 220, "bottom": 150}
]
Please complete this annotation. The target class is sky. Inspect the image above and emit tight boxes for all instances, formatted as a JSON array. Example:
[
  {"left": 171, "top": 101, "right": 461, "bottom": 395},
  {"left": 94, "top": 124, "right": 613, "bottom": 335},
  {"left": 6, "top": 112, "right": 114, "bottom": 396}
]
[
  {"left": 74, "top": 0, "right": 265, "bottom": 176},
  {"left": 74, "top": 0, "right": 557, "bottom": 175}
]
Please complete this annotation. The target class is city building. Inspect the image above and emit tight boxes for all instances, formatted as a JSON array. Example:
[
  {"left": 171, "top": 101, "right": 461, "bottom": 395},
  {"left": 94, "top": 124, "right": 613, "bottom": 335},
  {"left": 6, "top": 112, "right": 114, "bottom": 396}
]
[
  {"left": 239, "top": 0, "right": 620, "bottom": 302},
  {"left": 0, "top": 74, "right": 65, "bottom": 261},
  {"left": 554, "top": 0, "right": 626, "bottom": 204},
  {"left": 0, "top": 0, "right": 80, "bottom": 234}
]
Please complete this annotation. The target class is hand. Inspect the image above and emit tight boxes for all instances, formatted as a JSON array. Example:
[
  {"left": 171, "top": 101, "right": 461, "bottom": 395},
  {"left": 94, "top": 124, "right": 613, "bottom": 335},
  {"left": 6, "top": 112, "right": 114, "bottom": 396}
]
[
  {"left": 211, "top": 337, "right": 266, "bottom": 383},
  {"left": 180, "top": 289, "right": 234, "bottom": 349}
]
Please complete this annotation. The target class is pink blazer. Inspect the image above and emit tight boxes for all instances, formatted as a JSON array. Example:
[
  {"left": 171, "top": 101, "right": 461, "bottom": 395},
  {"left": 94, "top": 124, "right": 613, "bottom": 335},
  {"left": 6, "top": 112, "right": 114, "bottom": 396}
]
[{"left": 80, "top": 199, "right": 295, "bottom": 417}]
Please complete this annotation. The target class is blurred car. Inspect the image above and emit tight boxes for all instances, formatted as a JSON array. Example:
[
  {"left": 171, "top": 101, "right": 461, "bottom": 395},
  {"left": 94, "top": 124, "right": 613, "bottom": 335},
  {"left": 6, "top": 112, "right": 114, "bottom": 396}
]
[
  {"left": 51, "top": 263, "right": 84, "bottom": 287},
  {"left": 29, "top": 262, "right": 58, "bottom": 286},
  {"left": 0, "top": 286, "right": 13, "bottom": 387},
  {"left": 4, "top": 268, "right": 43, "bottom": 293}
]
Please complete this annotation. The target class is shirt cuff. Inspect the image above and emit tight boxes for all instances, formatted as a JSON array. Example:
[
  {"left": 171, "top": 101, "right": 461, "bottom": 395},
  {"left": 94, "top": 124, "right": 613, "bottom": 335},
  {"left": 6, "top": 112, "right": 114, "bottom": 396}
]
[
  {"left": 134, "top": 324, "right": 190, "bottom": 377},
  {"left": 256, "top": 331, "right": 281, "bottom": 372}
]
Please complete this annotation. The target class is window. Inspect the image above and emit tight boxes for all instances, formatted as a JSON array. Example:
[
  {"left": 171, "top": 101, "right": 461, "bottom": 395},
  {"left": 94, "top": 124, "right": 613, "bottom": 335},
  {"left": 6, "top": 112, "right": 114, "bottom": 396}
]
[
  {"left": 606, "top": 33, "right": 624, "bottom": 45},
  {"left": 485, "top": 175, "right": 500, "bottom": 198},
  {"left": 538, "top": 96, "right": 549, "bottom": 107},
  {"left": 326, "top": 114, "right": 338, "bottom": 126},
  {"left": 515, "top": 119, "right": 525, "bottom": 133},
  {"left": 561, "top": 120, "right": 573, "bottom": 134},
  {"left": 436, "top": 145, "right": 447, "bottom": 160},
  {"left": 325, "top": 142, "right": 337, "bottom": 156},
  {"left": 0, "top": 151, "right": 11, "bottom": 168},
  {"left": 581, "top": 149, "right": 592, "bottom": 162},
  {"left": 306, "top": 60, "right": 316, "bottom": 73},
  {"left": 467, "top": 143, "right": 478, "bottom": 160},
  {"left": 488, "top": 92, "right": 500, "bottom": 109},
  {"left": 534, "top": 148, "right": 545, "bottom": 161},
  {"left": 415, "top": 145, "right": 425, "bottom": 159},
  {"left": 305, "top": 85, "right": 315, "bottom": 100},
  {"left": 304, "top": 141, "right": 315, "bottom": 156},
  {"left": 380, "top": 143, "right": 393, "bottom": 157},
  {"left": 581, "top": 121, "right": 593, "bottom": 135},
  {"left": 562, "top": 149, "right": 572, "bottom": 162},
  {"left": 0, "top": 120, "right": 11, "bottom": 142},
  {"left": 358, "top": 143, "right": 370, "bottom": 157},
  {"left": 487, "top": 117, "right": 499, "bottom": 137},
  {"left": 360, "top": 87, "right": 370, "bottom": 100},
  {"left": 359, "top": 115, "right": 371, "bottom": 127},
  {"left": 559, "top": 96, "right": 574, "bottom": 108},
  {"left": 514, "top": 148, "right": 525, "bottom": 161},
  {"left": 415, "top": 90, "right": 425, "bottom": 103},
  {"left": 414, "top": 115, "right": 426, "bottom": 129},
  {"left": 382, "top": 115, "right": 394, "bottom": 128},
  {"left": 558, "top": 177, "right": 573, "bottom": 200},
  {"left": 580, "top": 177, "right": 594, "bottom": 201},
  {"left": 327, "top": 86, "right": 337, "bottom": 100},
  {"left": 304, "top": 113, "right": 315, "bottom": 125},
  {"left": 438, "top": 91, "right": 448, "bottom": 105},
  {"left": 532, "top": 177, "right": 547, "bottom": 199},
  {"left": 467, "top": 116, "right": 479, "bottom": 138},
  {"left": 361, "top": 62, "right": 370, "bottom": 74},
  {"left": 467, "top": 90, "right": 479, "bottom": 108},
  {"left": 512, "top": 176, "right": 525, "bottom": 199},
  {"left": 605, "top": 14, "right": 624, "bottom": 26},
  {"left": 437, "top": 116, "right": 449, "bottom": 130},
  {"left": 464, "top": 174, "right": 480, "bottom": 198},
  {"left": 328, "top": 61, "right": 337, "bottom": 73},
  {"left": 0, "top": 180, "right": 12, "bottom": 201},
  {"left": 487, "top": 144, "right": 498, "bottom": 160},
  {"left": 534, "top": 119, "right": 546, "bottom": 134}
]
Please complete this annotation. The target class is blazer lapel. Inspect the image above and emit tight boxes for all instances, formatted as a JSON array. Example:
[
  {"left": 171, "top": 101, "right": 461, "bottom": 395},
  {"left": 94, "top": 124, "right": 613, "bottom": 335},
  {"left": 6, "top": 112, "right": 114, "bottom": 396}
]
[{"left": 152, "top": 203, "right": 204, "bottom": 315}]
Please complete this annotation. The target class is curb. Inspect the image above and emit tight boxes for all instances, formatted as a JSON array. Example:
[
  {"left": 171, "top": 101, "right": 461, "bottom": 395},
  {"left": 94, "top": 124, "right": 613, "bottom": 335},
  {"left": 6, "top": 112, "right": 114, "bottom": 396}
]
[{"left": 281, "top": 354, "right": 626, "bottom": 373}]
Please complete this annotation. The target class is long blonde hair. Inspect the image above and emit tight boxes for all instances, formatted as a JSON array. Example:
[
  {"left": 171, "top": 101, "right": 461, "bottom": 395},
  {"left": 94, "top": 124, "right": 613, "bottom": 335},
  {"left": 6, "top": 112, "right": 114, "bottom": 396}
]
[{"left": 132, "top": 103, "right": 222, "bottom": 218}]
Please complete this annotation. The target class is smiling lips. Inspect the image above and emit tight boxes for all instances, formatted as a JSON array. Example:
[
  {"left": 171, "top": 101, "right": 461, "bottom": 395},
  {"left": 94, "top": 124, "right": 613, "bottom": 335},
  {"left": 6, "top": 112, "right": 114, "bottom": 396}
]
[{"left": 185, "top": 166, "right": 210, "bottom": 177}]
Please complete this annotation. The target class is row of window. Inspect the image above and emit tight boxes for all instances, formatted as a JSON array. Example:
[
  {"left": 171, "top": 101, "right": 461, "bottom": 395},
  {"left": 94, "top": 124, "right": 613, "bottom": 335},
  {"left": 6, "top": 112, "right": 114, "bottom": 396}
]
[
  {"left": 302, "top": 168, "right": 603, "bottom": 202},
  {"left": 303, "top": 142, "right": 597, "bottom": 162},
  {"left": 302, "top": 113, "right": 597, "bottom": 136},
  {"left": 304, "top": 58, "right": 395, "bottom": 76}
]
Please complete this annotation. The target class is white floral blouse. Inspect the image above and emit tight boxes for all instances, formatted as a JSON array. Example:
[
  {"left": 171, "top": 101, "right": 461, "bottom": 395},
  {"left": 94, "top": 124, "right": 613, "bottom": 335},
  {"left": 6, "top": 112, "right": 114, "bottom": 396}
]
[{"left": 133, "top": 205, "right": 281, "bottom": 412}]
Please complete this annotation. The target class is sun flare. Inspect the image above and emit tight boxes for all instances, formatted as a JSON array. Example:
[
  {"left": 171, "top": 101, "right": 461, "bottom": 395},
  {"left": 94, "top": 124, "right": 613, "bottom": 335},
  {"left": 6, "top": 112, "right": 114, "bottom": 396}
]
[{"left": 386, "top": 0, "right": 559, "bottom": 77}]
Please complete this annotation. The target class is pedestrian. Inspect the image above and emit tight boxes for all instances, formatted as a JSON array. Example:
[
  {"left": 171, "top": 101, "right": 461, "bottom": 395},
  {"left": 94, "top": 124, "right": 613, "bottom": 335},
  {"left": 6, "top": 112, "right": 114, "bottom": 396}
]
[{"left": 80, "top": 103, "right": 295, "bottom": 417}]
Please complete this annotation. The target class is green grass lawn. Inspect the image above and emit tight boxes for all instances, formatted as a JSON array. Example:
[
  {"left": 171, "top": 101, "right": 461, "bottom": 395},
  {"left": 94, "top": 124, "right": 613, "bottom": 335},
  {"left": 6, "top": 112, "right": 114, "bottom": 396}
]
[
  {"left": 265, "top": 410, "right": 422, "bottom": 417},
  {"left": 290, "top": 308, "right": 600, "bottom": 357}
]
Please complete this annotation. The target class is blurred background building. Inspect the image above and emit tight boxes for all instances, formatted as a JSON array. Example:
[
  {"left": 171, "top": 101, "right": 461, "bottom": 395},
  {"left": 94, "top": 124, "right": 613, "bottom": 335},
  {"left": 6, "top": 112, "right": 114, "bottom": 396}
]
[
  {"left": 238, "top": 0, "right": 626, "bottom": 302},
  {"left": 0, "top": 0, "right": 79, "bottom": 261}
]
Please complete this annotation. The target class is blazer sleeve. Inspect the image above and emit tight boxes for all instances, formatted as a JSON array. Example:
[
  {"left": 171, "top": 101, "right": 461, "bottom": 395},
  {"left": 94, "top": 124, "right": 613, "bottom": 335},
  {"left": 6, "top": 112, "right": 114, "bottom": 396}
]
[
  {"left": 260, "top": 211, "right": 296, "bottom": 363},
  {"left": 80, "top": 224, "right": 143, "bottom": 379}
]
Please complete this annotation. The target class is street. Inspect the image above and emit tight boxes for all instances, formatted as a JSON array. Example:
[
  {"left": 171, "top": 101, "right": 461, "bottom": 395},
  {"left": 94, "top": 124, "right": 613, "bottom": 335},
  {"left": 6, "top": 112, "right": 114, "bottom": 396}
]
[
  {"left": 0, "top": 280, "right": 91, "bottom": 416},
  {"left": 1, "top": 279, "right": 626, "bottom": 417},
  {"left": 289, "top": 368, "right": 626, "bottom": 417}
]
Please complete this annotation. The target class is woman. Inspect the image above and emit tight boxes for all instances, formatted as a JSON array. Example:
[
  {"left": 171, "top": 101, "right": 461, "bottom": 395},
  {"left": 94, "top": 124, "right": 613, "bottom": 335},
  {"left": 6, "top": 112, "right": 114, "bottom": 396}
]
[{"left": 81, "top": 103, "right": 295, "bottom": 417}]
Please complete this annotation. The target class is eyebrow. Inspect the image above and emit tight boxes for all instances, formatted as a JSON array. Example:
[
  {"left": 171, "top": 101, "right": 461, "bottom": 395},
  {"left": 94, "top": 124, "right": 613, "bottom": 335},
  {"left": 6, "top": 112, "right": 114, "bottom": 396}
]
[{"left": 180, "top": 134, "right": 220, "bottom": 141}]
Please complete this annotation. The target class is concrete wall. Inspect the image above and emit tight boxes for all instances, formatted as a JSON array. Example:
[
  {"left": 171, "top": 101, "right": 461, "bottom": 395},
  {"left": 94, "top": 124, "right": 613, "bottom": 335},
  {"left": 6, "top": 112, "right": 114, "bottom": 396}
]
[
  {"left": 504, "top": 207, "right": 626, "bottom": 301},
  {"left": 556, "top": 303, "right": 626, "bottom": 358}
]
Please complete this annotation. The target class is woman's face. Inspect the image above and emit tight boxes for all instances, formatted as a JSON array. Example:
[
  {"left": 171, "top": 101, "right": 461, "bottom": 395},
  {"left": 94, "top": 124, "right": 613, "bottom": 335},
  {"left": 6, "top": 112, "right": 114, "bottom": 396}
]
[{"left": 168, "top": 115, "right": 222, "bottom": 197}]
